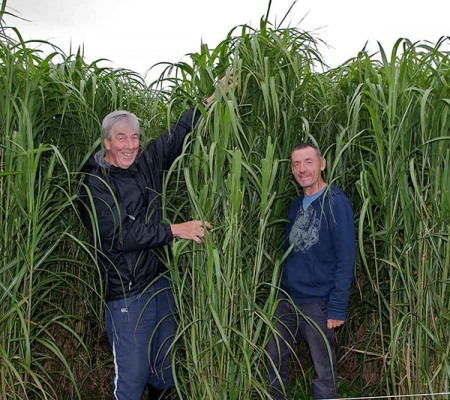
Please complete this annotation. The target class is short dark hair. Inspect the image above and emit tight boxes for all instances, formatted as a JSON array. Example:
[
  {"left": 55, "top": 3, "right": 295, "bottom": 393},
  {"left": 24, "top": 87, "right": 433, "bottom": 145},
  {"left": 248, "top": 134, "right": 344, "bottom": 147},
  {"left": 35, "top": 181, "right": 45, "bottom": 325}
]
[{"left": 291, "top": 143, "right": 322, "bottom": 158}]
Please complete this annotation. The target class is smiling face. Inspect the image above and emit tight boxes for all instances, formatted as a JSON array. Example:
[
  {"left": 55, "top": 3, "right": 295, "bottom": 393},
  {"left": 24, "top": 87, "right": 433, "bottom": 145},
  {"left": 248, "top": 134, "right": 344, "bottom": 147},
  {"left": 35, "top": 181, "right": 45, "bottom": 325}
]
[
  {"left": 291, "top": 146, "right": 326, "bottom": 195},
  {"left": 103, "top": 120, "right": 140, "bottom": 169}
]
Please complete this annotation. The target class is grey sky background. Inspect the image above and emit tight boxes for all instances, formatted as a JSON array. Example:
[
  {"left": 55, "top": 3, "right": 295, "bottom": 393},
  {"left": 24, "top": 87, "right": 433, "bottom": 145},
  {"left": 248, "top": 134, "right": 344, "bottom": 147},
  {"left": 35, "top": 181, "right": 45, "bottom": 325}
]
[{"left": 5, "top": 0, "right": 449, "bottom": 82}]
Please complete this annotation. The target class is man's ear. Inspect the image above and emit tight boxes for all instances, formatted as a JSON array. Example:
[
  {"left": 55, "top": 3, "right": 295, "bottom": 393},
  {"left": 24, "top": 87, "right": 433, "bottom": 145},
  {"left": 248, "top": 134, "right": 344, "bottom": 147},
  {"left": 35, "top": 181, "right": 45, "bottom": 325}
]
[
  {"left": 103, "top": 137, "right": 110, "bottom": 151},
  {"left": 321, "top": 158, "right": 326, "bottom": 171}
]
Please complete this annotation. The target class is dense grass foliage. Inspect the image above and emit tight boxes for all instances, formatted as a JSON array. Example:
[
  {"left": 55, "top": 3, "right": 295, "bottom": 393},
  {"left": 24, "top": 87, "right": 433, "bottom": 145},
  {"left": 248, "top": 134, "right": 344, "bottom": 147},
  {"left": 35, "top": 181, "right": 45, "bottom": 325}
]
[
  {"left": 0, "top": 7, "right": 163, "bottom": 398},
  {"left": 159, "top": 21, "right": 326, "bottom": 399},
  {"left": 160, "top": 27, "right": 450, "bottom": 398},
  {"left": 1, "top": 1, "right": 449, "bottom": 398},
  {"left": 328, "top": 39, "right": 450, "bottom": 396}
]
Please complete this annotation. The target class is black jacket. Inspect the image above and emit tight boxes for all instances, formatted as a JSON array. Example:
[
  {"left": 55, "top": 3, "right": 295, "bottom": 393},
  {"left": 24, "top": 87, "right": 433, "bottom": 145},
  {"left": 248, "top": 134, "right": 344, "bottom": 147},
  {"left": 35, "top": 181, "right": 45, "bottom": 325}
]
[{"left": 79, "top": 106, "right": 201, "bottom": 300}]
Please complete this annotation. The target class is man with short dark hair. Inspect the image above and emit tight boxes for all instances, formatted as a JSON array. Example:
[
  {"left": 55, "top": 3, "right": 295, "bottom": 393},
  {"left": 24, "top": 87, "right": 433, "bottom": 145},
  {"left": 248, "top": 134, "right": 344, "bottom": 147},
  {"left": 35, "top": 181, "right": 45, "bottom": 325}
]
[{"left": 267, "top": 143, "right": 356, "bottom": 399}]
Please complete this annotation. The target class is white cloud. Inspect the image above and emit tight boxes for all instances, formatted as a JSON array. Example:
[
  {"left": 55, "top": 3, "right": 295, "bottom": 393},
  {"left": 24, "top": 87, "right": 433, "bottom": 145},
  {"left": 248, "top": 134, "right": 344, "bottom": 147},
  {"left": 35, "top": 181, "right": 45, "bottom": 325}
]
[{"left": 5, "top": 0, "right": 450, "bottom": 82}]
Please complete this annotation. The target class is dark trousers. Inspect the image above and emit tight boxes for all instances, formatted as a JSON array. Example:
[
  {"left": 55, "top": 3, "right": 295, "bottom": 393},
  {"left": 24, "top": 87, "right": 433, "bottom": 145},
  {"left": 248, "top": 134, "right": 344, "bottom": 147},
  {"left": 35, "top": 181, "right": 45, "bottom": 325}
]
[
  {"left": 266, "top": 297, "right": 337, "bottom": 400},
  {"left": 105, "top": 277, "right": 176, "bottom": 400}
]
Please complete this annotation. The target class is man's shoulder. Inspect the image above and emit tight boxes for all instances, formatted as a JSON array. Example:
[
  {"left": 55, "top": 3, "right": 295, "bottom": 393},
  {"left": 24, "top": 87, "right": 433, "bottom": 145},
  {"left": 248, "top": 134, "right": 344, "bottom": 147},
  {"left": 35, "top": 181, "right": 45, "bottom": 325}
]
[
  {"left": 80, "top": 157, "right": 116, "bottom": 193},
  {"left": 289, "top": 194, "right": 303, "bottom": 208},
  {"left": 328, "top": 185, "right": 351, "bottom": 202},
  {"left": 319, "top": 186, "right": 353, "bottom": 216}
]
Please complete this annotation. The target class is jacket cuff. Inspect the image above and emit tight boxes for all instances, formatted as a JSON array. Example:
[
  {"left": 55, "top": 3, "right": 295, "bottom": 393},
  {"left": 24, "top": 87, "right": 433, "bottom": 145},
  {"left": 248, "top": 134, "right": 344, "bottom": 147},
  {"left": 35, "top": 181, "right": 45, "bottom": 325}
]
[{"left": 164, "top": 223, "right": 174, "bottom": 243}]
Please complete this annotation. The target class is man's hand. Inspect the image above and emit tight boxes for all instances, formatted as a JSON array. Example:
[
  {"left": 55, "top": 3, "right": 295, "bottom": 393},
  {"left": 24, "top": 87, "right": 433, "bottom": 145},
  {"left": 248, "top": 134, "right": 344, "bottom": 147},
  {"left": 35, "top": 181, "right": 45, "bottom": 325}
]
[
  {"left": 171, "top": 220, "right": 212, "bottom": 243},
  {"left": 327, "top": 319, "right": 344, "bottom": 329},
  {"left": 203, "top": 71, "right": 235, "bottom": 107}
]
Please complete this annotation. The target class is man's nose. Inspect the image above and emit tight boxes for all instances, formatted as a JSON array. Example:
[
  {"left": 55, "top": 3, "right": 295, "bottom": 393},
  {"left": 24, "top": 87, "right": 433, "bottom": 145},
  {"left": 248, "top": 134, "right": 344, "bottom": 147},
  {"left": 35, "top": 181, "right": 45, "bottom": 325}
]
[{"left": 125, "top": 137, "right": 135, "bottom": 148}]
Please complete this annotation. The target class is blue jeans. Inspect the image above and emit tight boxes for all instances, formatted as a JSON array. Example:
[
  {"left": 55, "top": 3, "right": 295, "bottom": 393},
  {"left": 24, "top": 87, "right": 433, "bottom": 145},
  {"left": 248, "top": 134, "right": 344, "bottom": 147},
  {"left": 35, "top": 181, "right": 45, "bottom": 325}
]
[
  {"left": 105, "top": 277, "right": 176, "bottom": 400},
  {"left": 266, "top": 297, "right": 337, "bottom": 400}
]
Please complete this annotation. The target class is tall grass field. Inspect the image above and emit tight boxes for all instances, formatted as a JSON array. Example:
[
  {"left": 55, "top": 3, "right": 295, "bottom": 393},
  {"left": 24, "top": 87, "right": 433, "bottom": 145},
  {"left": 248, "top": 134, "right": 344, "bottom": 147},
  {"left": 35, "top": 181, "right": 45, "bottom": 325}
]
[{"left": 0, "top": 1, "right": 448, "bottom": 398}]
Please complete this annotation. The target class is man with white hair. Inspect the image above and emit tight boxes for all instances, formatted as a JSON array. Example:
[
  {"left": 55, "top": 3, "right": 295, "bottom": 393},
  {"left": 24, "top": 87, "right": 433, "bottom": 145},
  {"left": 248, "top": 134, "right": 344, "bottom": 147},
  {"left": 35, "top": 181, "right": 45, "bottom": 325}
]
[{"left": 79, "top": 93, "right": 215, "bottom": 399}]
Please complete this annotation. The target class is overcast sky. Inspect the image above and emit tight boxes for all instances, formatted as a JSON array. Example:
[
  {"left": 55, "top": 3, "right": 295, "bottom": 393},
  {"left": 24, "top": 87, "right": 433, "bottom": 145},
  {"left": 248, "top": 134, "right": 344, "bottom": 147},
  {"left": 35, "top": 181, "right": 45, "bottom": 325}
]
[{"left": 5, "top": 0, "right": 450, "bottom": 82}]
